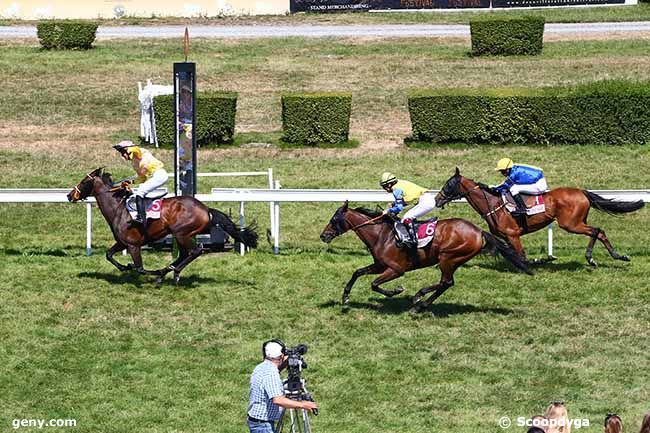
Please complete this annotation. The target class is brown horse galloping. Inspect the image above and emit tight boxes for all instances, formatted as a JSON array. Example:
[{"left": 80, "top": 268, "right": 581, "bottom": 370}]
[
  {"left": 67, "top": 168, "right": 258, "bottom": 284},
  {"left": 435, "top": 168, "right": 645, "bottom": 266},
  {"left": 320, "top": 202, "right": 529, "bottom": 313}
]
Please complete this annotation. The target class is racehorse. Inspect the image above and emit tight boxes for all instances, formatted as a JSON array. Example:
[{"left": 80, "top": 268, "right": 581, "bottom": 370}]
[
  {"left": 320, "top": 201, "right": 530, "bottom": 313},
  {"left": 435, "top": 168, "right": 645, "bottom": 266},
  {"left": 67, "top": 168, "right": 258, "bottom": 284}
]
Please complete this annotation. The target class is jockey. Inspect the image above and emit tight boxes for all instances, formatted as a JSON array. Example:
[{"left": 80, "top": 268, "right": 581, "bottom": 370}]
[
  {"left": 380, "top": 172, "right": 434, "bottom": 248},
  {"left": 493, "top": 158, "right": 548, "bottom": 216},
  {"left": 113, "top": 140, "right": 168, "bottom": 226}
]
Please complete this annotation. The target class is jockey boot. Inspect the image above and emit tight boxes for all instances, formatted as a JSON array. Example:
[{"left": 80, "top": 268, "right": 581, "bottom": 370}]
[
  {"left": 403, "top": 219, "right": 418, "bottom": 249},
  {"left": 512, "top": 194, "right": 527, "bottom": 216},
  {"left": 129, "top": 196, "right": 146, "bottom": 227}
]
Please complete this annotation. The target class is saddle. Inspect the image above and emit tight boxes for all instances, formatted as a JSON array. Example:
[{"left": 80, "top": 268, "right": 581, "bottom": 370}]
[
  {"left": 502, "top": 192, "right": 546, "bottom": 216},
  {"left": 393, "top": 218, "right": 438, "bottom": 249},
  {"left": 126, "top": 193, "right": 167, "bottom": 220}
]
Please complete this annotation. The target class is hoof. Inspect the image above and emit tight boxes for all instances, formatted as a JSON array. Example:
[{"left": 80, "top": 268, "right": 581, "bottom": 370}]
[
  {"left": 619, "top": 255, "right": 630, "bottom": 262},
  {"left": 341, "top": 296, "right": 349, "bottom": 306},
  {"left": 394, "top": 286, "right": 405, "bottom": 295},
  {"left": 173, "top": 274, "right": 181, "bottom": 285},
  {"left": 409, "top": 303, "right": 425, "bottom": 315},
  {"left": 125, "top": 263, "right": 135, "bottom": 271},
  {"left": 546, "top": 255, "right": 557, "bottom": 262},
  {"left": 587, "top": 258, "right": 598, "bottom": 267}
]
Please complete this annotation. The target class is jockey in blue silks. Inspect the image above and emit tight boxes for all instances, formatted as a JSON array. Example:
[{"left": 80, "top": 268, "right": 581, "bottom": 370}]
[{"left": 493, "top": 158, "right": 548, "bottom": 216}]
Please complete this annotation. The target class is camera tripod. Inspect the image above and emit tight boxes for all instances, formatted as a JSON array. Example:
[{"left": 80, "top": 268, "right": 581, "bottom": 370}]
[{"left": 276, "top": 380, "right": 316, "bottom": 433}]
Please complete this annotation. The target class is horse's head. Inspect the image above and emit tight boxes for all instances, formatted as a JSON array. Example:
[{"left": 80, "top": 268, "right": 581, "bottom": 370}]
[
  {"left": 320, "top": 201, "right": 350, "bottom": 244},
  {"left": 435, "top": 167, "right": 464, "bottom": 209},
  {"left": 67, "top": 167, "right": 104, "bottom": 202}
]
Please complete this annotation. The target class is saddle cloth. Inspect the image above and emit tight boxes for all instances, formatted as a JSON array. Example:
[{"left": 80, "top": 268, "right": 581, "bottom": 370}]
[
  {"left": 393, "top": 218, "right": 438, "bottom": 248},
  {"left": 415, "top": 219, "right": 438, "bottom": 248},
  {"left": 126, "top": 197, "right": 164, "bottom": 220},
  {"left": 502, "top": 193, "right": 546, "bottom": 216}
]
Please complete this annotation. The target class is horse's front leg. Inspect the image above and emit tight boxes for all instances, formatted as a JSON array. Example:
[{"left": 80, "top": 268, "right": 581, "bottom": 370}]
[
  {"left": 342, "top": 263, "right": 384, "bottom": 305},
  {"left": 106, "top": 242, "right": 130, "bottom": 272},
  {"left": 126, "top": 245, "right": 163, "bottom": 276}
]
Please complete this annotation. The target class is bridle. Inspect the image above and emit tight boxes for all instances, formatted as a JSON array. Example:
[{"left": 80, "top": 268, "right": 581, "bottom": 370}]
[
  {"left": 71, "top": 170, "right": 99, "bottom": 200},
  {"left": 330, "top": 209, "right": 385, "bottom": 237},
  {"left": 440, "top": 178, "right": 506, "bottom": 224}
]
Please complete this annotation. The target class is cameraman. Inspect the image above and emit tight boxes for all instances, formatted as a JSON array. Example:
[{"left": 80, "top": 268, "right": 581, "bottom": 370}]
[{"left": 247, "top": 340, "right": 318, "bottom": 433}]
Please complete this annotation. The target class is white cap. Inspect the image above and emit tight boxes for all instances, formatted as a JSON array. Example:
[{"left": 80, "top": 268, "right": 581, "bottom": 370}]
[
  {"left": 116, "top": 140, "right": 135, "bottom": 148},
  {"left": 264, "top": 342, "right": 284, "bottom": 359}
]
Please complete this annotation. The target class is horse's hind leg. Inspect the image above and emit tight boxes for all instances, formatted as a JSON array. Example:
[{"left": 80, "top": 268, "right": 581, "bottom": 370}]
[
  {"left": 106, "top": 242, "right": 129, "bottom": 272},
  {"left": 594, "top": 227, "right": 630, "bottom": 262},
  {"left": 411, "top": 255, "right": 460, "bottom": 313},
  {"left": 342, "top": 263, "right": 384, "bottom": 305},
  {"left": 370, "top": 268, "right": 405, "bottom": 298}
]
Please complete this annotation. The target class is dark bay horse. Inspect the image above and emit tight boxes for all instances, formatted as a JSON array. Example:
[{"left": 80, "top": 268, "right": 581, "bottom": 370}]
[
  {"left": 436, "top": 168, "right": 645, "bottom": 266},
  {"left": 320, "top": 202, "right": 530, "bottom": 313},
  {"left": 67, "top": 168, "right": 258, "bottom": 284}
]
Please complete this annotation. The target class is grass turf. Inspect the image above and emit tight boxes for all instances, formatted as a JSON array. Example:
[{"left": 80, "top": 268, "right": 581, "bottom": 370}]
[{"left": 1, "top": 36, "right": 650, "bottom": 432}]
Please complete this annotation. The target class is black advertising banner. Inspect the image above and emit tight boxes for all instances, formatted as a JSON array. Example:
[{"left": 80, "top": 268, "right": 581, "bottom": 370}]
[
  {"left": 290, "top": 0, "right": 489, "bottom": 12},
  {"left": 290, "top": 0, "right": 624, "bottom": 11},
  {"left": 493, "top": 0, "right": 622, "bottom": 6}
]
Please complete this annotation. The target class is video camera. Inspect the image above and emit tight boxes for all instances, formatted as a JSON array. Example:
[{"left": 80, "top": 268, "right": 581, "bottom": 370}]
[{"left": 284, "top": 344, "right": 309, "bottom": 393}]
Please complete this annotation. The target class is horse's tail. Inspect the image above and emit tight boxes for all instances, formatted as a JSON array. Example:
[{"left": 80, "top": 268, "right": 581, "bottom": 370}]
[
  {"left": 482, "top": 231, "right": 532, "bottom": 275},
  {"left": 209, "top": 208, "right": 259, "bottom": 249},
  {"left": 583, "top": 190, "right": 645, "bottom": 215}
]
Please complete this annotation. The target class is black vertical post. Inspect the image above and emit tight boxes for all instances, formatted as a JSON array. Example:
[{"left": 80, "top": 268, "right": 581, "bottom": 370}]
[{"left": 173, "top": 62, "right": 197, "bottom": 197}]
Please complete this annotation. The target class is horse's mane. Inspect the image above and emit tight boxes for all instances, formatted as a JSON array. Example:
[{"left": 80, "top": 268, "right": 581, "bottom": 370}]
[
  {"left": 99, "top": 170, "right": 112, "bottom": 183},
  {"left": 353, "top": 207, "right": 382, "bottom": 218}
]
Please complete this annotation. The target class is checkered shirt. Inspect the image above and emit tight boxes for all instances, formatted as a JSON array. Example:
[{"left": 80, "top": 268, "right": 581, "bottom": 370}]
[{"left": 248, "top": 360, "right": 285, "bottom": 421}]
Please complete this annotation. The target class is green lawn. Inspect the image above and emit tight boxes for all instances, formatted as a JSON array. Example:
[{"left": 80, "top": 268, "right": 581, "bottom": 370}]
[{"left": 1, "top": 36, "right": 650, "bottom": 433}]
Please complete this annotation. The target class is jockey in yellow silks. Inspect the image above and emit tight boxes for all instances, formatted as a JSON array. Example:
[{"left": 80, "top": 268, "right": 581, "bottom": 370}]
[
  {"left": 113, "top": 140, "right": 168, "bottom": 225},
  {"left": 380, "top": 172, "right": 435, "bottom": 248}
]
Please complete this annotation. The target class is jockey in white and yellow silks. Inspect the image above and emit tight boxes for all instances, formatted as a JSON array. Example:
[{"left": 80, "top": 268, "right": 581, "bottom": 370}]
[
  {"left": 113, "top": 140, "right": 168, "bottom": 225},
  {"left": 380, "top": 172, "right": 435, "bottom": 248}
]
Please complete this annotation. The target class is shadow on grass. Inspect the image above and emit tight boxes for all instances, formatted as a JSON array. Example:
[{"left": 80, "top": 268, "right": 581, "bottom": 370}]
[
  {"left": 77, "top": 271, "right": 219, "bottom": 288},
  {"left": 319, "top": 297, "right": 513, "bottom": 317},
  {"left": 1, "top": 247, "right": 78, "bottom": 257}
]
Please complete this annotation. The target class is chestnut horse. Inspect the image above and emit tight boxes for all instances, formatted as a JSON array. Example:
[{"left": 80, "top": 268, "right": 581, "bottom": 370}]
[
  {"left": 67, "top": 168, "right": 258, "bottom": 284},
  {"left": 435, "top": 168, "right": 645, "bottom": 266},
  {"left": 320, "top": 202, "right": 529, "bottom": 313}
]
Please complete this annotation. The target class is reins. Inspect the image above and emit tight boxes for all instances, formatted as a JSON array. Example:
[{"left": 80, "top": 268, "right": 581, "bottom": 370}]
[{"left": 350, "top": 214, "right": 385, "bottom": 231}]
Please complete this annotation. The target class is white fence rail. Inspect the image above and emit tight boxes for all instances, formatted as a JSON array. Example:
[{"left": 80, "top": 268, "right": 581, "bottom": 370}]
[{"left": 1, "top": 188, "right": 648, "bottom": 256}]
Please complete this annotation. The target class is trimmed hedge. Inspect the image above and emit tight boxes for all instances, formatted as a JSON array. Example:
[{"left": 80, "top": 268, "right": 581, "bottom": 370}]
[
  {"left": 281, "top": 93, "right": 352, "bottom": 146},
  {"left": 470, "top": 16, "right": 545, "bottom": 56},
  {"left": 408, "top": 81, "right": 650, "bottom": 145},
  {"left": 153, "top": 92, "right": 237, "bottom": 147},
  {"left": 37, "top": 21, "right": 98, "bottom": 50}
]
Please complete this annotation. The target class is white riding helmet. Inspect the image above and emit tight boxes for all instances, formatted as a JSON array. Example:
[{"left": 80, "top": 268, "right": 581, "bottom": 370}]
[{"left": 380, "top": 172, "right": 397, "bottom": 188}]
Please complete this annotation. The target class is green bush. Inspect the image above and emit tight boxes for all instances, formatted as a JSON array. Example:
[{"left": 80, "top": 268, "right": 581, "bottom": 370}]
[
  {"left": 37, "top": 21, "right": 98, "bottom": 50},
  {"left": 470, "top": 16, "right": 545, "bottom": 56},
  {"left": 153, "top": 92, "right": 237, "bottom": 147},
  {"left": 407, "top": 81, "right": 650, "bottom": 145},
  {"left": 281, "top": 93, "right": 352, "bottom": 146}
]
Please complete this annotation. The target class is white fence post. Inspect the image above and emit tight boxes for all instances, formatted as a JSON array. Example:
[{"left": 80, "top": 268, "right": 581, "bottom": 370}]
[
  {"left": 239, "top": 201, "right": 245, "bottom": 256},
  {"left": 274, "top": 180, "right": 281, "bottom": 254},
  {"left": 548, "top": 223, "right": 554, "bottom": 257},
  {"left": 268, "top": 168, "right": 276, "bottom": 250},
  {"left": 86, "top": 203, "right": 93, "bottom": 256}
]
